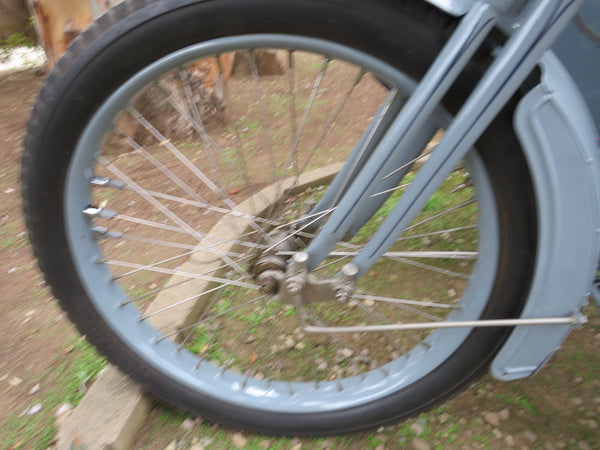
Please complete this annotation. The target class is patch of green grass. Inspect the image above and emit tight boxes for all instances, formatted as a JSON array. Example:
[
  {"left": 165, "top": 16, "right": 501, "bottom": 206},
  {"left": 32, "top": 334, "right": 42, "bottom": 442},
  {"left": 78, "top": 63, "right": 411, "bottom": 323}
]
[
  {"left": 495, "top": 393, "right": 539, "bottom": 416},
  {"left": 188, "top": 328, "right": 227, "bottom": 364},
  {"left": 0, "top": 220, "right": 29, "bottom": 251}
]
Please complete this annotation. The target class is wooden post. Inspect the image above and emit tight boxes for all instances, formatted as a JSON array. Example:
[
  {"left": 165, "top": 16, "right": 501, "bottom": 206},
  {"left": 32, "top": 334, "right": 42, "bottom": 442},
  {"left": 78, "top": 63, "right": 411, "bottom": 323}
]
[
  {"left": 27, "top": 0, "right": 285, "bottom": 135},
  {"left": 27, "top": 0, "right": 121, "bottom": 67}
]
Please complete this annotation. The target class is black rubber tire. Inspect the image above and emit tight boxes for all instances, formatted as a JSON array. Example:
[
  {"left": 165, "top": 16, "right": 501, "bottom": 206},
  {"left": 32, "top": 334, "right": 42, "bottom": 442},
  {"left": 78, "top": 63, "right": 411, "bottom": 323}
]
[{"left": 22, "top": 0, "right": 537, "bottom": 435}]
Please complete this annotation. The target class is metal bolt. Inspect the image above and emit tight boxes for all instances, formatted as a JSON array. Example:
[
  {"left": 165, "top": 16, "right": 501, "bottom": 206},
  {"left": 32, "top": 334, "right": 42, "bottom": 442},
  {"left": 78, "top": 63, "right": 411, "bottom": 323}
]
[
  {"left": 335, "top": 290, "right": 349, "bottom": 303},
  {"left": 341, "top": 263, "right": 358, "bottom": 281},
  {"left": 285, "top": 278, "right": 303, "bottom": 295}
]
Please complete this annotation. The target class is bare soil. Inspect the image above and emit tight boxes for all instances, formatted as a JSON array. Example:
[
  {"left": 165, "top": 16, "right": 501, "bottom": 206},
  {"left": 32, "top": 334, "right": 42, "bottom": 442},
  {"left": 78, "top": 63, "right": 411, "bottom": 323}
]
[{"left": 0, "top": 69, "right": 598, "bottom": 449}]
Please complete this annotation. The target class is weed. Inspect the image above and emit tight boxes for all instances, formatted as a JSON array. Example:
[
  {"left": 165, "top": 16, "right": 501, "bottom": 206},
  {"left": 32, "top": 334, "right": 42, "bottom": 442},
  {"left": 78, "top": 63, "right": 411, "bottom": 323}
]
[{"left": 495, "top": 393, "right": 539, "bottom": 416}]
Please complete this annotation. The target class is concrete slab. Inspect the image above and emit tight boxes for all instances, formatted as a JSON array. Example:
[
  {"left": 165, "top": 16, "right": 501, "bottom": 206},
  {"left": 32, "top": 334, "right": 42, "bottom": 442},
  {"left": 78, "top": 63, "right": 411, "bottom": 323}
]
[{"left": 56, "top": 365, "right": 152, "bottom": 450}]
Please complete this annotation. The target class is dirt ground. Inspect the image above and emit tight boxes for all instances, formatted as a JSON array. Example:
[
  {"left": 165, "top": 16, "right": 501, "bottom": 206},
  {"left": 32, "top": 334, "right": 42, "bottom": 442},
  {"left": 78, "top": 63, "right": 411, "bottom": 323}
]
[
  {"left": 0, "top": 68, "right": 74, "bottom": 425},
  {"left": 0, "top": 68, "right": 599, "bottom": 449}
]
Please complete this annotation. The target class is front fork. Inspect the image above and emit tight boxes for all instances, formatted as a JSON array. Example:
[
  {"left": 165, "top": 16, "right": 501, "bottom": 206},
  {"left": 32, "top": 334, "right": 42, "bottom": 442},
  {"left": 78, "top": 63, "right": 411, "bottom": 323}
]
[{"left": 298, "top": 0, "right": 584, "bottom": 285}]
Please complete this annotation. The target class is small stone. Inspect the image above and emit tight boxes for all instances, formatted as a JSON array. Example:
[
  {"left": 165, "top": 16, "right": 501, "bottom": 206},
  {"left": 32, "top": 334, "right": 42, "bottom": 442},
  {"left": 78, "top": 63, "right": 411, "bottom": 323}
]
[
  {"left": 291, "top": 443, "right": 302, "bottom": 450},
  {"left": 410, "top": 418, "right": 426, "bottom": 435},
  {"left": 200, "top": 438, "right": 214, "bottom": 447},
  {"left": 284, "top": 338, "right": 295, "bottom": 349},
  {"left": 54, "top": 403, "right": 72, "bottom": 419},
  {"left": 492, "top": 429, "right": 503, "bottom": 439},
  {"left": 438, "top": 413, "right": 450, "bottom": 424},
  {"left": 315, "top": 358, "right": 327, "bottom": 371},
  {"left": 442, "top": 232, "right": 453, "bottom": 242},
  {"left": 447, "top": 288, "right": 457, "bottom": 298},
  {"left": 347, "top": 363, "right": 359, "bottom": 375},
  {"left": 232, "top": 433, "right": 247, "bottom": 448},
  {"left": 180, "top": 417, "right": 196, "bottom": 431},
  {"left": 339, "top": 348, "right": 354, "bottom": 358},
  {"left": 578, "top": 441, "right": 591, "bottom": 450},
  {"left": 189, "top": 445, "right": 204, "bottom": 450},
  {"left": 505, "top": 435, "right": 515, "bottom": 447},
  {"left": 483, "top": 411, "right": 501, "bottom": 427},
  {"left": 363, "top": 298, "right": 375, "bottom": 307},
  {"left": 164, "top": 441, "right": 177, "bottom": 450},
  {"left": 295, "top": 342, "right": 306, "bottom": 350},
  {"left": 499, "top": 408, "right": 510, "bottom": 420},
  {"left": 580, "top": 419, "right": 597, "bottom": 429},
  {"left": 574, "top": 376, "right": 584, "bottom": 383},
  {"left": 570, "top": 397, "right": 584, "bottom": 407},
  {"left": 259, "top": 440, "right": 271, "bottom": 449},
  {"left": 410, "top": 438, "right": 431, "bottom": 450},
  {"left": 28, "top": 384, "right": 40, "bottom": 395},
  {"left": 8, "top": 376, "right": 22, "bottom": 386},
  {"left": 522, "top": 430, "right": 537, "bottom": 443},
  {"left": 27, "top": 404, "right": 42, "bottom": 415},
  {"left": 422, "top": 237, "right": 432, "bottom": 246}
]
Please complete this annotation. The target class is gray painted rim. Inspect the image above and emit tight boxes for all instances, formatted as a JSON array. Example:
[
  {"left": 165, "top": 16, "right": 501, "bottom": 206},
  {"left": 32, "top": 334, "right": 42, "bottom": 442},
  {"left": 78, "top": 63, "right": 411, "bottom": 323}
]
[{"left": 64, "top": 35, "right": 499, "bottom": 413}]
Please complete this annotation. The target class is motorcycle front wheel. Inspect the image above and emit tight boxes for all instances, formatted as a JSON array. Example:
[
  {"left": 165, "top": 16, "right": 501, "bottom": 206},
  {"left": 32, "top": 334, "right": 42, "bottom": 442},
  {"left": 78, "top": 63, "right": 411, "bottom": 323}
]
[{"left": 22, "top": 0, "right": 536, "bottom": 435}]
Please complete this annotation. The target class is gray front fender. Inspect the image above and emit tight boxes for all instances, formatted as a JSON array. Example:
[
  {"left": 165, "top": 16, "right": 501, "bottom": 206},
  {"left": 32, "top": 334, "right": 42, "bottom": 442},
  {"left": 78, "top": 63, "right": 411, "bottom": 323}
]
[
  {"left": 422, "top": 0, "right": 474, "bottom": 15},
  {"left": 490, "top": 52, "right": 600, "bottom": 380}
]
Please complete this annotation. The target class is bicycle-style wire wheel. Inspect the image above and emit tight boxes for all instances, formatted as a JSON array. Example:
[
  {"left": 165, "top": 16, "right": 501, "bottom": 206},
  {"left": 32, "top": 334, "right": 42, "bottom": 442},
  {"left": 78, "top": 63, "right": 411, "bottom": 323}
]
[{"left": 22, "top": 0, "right": 536, "bottom": 434}]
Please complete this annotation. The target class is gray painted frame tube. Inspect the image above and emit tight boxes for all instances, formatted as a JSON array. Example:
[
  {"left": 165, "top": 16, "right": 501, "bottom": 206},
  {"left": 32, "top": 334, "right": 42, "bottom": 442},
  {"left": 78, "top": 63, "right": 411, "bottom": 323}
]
[
  {"left": 305, "top": 2, "right": 498, "bottom": 270},
  {"left": 307, "top": 0, "right": 584, "bottom": 277}
]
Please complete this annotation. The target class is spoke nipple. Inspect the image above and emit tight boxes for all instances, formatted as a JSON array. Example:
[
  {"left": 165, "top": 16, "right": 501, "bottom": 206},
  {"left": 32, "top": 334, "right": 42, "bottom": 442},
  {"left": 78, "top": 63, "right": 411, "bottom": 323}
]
[
  {"left": 91, "top": 226, "right": 108, "bottom": 238},
  {"left": 83, "top": 206, "right": 101, "bottom": 218}
]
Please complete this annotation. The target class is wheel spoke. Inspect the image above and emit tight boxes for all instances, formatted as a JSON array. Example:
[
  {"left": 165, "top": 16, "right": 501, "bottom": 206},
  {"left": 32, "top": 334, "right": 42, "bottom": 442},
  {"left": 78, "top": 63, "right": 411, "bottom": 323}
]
[
  {"left": 125, "top": 106, "right": 271, "bottom": 243},
  {"left": 66, "top": 33, "right": 496, "bottom": 411},
  {"left": 353, "top": 293, "right": 461, "bottom": 310},
  {"left": 97, "top": 156, "right": 253, "bottom": 277},
  {"left": 105, "top": 259, "right": 257, "bottom": 288}
]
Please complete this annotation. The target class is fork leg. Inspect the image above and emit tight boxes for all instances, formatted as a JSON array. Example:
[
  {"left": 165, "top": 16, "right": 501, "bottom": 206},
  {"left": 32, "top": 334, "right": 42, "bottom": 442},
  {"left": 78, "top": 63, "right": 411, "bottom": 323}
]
[{"left": 305, "top": 0, "right": 584, "bottom": 275}]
